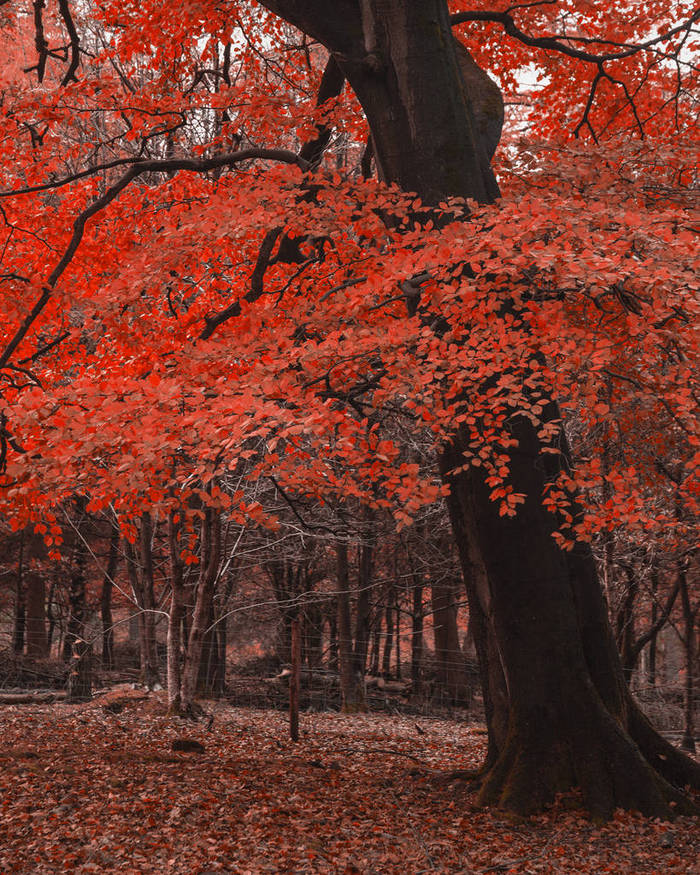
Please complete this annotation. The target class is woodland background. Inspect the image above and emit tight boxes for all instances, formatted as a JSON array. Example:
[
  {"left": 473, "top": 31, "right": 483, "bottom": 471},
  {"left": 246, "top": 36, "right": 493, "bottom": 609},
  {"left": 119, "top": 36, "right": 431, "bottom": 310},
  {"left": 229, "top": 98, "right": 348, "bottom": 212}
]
[{"left": 0, "top": 0, "right": 698, "bottom": 870}]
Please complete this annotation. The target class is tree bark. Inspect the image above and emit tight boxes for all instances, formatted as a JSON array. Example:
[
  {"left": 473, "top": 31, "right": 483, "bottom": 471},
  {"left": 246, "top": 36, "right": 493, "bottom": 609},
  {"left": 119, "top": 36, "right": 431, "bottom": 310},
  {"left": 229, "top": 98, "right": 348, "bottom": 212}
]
[
  {"left": 25, "top": 570, "right": 48, "bottom": 658},
  {"left": 125, "top": 513, "right": 161, "bottom": 689},
  {"left": 616, "top": 563, "right": 639, "bottom": 680},
  {"left": 167, "top": 511, "right": 186, "bottom": 712},
  {"left": 180, "top": 508, "right": 221, "bottom": 713},
  {"left": 65, "top": 498, "right": 91, "bottom": 702},
  {"left": 290, "top": 616, "right": 301, "bottom": 741},
  {"left": 336, "top": 540, "right": 365, "bottom": 710},
  {"left": 382, "top": 582, "right": 395, "bottom": 679},
  {"left": 25, "top": 530, "right": 50, "bottom": 659},
  {"left": 138, "top": 511, "right": 161, "bottom": 688},
  {"left": 648, "top": 569, "right": 658, "bottom": 687},
  {"left": 410, "top": 565, "right": 423, "bottom": 695},
  {"left": 100, "top": 521, "right": 120, "bottom": 670},
  {"left": 369, "top": 607, "right": 382, "bottom": 676},
  {"left": 678, "top": 561, "right": 697, "bottom": 753},
  {"left": 353, "top": 519, "right": 373, "bottom": 676},
  {"left": 395, "top": 591, "right": 402, "bottom": 679},
  {"left": 431, "top": 575, "right": 470, "bottom": 706},
  {"left": 328, "top": 604, "right": 338, "bottom": 672},
  {"left": 256, "top": 0, "right": 700, "bottom": 818},
  {"left": 64, "top": 501, "right": 88, "bottom": 663},
  {"left": 305, "top": 603, "right": 323, "bottom": 668},
  {"left": 12, "top": 531, "right": 25, "bottom": 654}
]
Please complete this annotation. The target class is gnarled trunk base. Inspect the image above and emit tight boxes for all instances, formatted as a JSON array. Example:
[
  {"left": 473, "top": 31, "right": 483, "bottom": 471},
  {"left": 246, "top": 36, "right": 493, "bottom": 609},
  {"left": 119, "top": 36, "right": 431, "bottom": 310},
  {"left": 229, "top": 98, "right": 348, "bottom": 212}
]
[{"left": 478, "top": 680, "right": 698, "bottom": 820}]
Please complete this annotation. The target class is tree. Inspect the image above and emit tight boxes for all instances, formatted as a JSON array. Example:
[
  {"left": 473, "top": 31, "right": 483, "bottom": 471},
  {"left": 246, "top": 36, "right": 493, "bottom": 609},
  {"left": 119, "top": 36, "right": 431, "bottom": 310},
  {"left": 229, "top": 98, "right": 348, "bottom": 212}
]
[
  {"left": 255, "top": 0, "right": 699, "bottom": 820},
  {"left": 0, "top": 0, "right": 697, "bottom": 818}
]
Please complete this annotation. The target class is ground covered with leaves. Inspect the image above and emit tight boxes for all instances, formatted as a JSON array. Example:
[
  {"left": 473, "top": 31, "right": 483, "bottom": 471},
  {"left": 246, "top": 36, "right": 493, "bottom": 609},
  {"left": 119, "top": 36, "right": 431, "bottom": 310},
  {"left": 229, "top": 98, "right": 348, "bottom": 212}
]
[{"left": 1, "top": 689, "right": 697, "bottom": 874}]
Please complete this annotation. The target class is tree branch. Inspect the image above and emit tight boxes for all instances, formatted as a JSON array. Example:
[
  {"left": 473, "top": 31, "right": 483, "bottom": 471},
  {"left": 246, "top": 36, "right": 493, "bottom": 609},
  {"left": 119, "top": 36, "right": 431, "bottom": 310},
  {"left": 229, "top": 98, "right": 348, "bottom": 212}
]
[
  {"left": 449, "top": 8, "right": 700, "bottom": 66},
  {"left": 631, "top": 578, "right": 681, "bottom": 663},
  {"left": 0, "top": 148, "right": 306, "bottom": 371},
  {"left": 58, "top": 0, "right": 81, "bottom": 86}
]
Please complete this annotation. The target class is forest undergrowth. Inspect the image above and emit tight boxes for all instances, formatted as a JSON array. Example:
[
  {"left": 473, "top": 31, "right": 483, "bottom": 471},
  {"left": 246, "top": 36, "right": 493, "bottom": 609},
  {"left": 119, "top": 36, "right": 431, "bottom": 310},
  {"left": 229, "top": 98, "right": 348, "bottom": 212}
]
[{"left": 1, "top": 689, "right": 698, "bottom": 874}]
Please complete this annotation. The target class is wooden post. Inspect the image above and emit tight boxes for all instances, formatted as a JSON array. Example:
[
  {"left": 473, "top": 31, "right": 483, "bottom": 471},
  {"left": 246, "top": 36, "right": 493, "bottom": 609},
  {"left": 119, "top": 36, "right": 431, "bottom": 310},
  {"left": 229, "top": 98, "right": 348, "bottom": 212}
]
[{"left": 290, "top": 617, "right": 301, "bottom": 742}]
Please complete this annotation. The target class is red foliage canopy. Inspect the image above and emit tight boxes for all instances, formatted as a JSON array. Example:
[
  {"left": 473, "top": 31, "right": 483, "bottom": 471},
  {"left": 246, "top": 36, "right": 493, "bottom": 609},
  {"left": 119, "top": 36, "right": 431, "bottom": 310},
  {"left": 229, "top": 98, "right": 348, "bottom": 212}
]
[{"left": 0, "top": 0, "right": 697, "bottom": 553}]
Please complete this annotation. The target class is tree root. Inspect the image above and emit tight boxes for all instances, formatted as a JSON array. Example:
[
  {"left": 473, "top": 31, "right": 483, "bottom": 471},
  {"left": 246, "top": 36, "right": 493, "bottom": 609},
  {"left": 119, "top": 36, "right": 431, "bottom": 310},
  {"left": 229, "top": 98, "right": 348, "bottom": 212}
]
[
  {"left": 477, "top": 691, "right": 699, "bottom": 821},
  {"left": 627, "top": 698, "right": 700, "bottom": 791}
]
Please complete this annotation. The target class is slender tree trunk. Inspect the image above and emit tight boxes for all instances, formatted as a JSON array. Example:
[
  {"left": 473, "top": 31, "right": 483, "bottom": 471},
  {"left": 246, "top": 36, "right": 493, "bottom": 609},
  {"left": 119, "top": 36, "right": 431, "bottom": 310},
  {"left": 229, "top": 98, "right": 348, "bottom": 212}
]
[
  {"left": 64, "top": 505, "right": 88, "bottom": 662},
  {"left": 369, "top": 609, "right": 381, "bottom": 676},
  {"left": 66, "top": 498, "right": 91, "bottom": 702},
  {"left": 648, "top": 569, "right": 658, "bottom": 687},
  {"left": 12, "top": 532, "right": 25, "bottom": 654},
  {"left": 167, "top": 511, "right": 185, "bottom": 713},
  {"left": 678, "top": 562, "right": 696, "bottom": 753},
  {"left": 410, "top": 566, "right": 423, "bottom": 695},
  {"left": 336, "top": 541, "right": 365, "bottom": 711},
  {"left": 305, "top": 604, "right": 322, "bottom": 668},
  {"left": 212, "top": 564, "right": 239, "bottom": 691},
  {"left": 353, "top": 525, "right": 373, "bottom": 677},
  {"left": 440, "top": 454, "right": 509, "bottom": 767},
  {"left": 616, "top": 563, "right": 639, "bottom": 680},
  {"left": 196, "top": 602, "right": 226, "bottom": 697},
  {"left": 382, "top": 584, "right": 394, "bottom": 679},
  {"left": 25, "top": 529, "right": 49, "bottom": 660},
  {"left": 197, "top": 600, "right": 216, "bottom": 694},
  {"left": 100, "top": 522, "right": 120, "bottom": 670},
  {"left": 46, "top": 576, "right": 56, "bottom": 655},
  {"left": 431, "top": 576, "right": 470, "bottom": 706},
  {"left": 25, "top": 571, "right": 48, "bottom": 658},
  {"left": 395, "top": 593, "right": 402, "bottom": 680},
  {"left": 138, "top": 511, "right": 161, "bottom": 688},
  {"left": 125, "top": 516, "right": 161, "bottom": 690},
  {"left": 290, "top": 616, "right": 301, "bottom": 741},
  {"left": 328, "top": 605, "right": 338, "bottom": 672},
  {"left": 180, "top": 508, "right": 221, "bottom": 713}
]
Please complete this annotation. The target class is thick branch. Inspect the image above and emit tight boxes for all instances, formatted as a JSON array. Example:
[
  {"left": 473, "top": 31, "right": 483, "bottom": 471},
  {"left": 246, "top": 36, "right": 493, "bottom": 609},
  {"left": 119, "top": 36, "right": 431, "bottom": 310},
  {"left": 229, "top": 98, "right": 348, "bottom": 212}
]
[
  {"left": 58, "top": 0, "right": 80, "bottom": 85},
  {"left": 299, "top": 54, "right": 346, "bottom": 168},
  {"left": 1, "top": 150, "right": 300, "bottom": 199},
  {"left": 199, "top": 53, "right": 348, "bottom": 341},
  {"left": 0, "top": 148, "right": 305, "bottom": 371},
  {"left": 449, "top": 8, "right": 700, "bottom": 66},
  {"left": 630, "top": 578, "right": 681, "bottom": 664}
]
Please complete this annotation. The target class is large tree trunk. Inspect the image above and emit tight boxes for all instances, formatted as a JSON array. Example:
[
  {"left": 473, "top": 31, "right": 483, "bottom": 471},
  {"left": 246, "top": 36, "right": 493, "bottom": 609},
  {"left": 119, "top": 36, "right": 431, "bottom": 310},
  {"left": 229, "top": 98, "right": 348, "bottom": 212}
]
[
  {"left": 259, "top": 0, "right": 699, "bottom": 818},
  {"left": 443, "top": 426, "right": 698, "bottom": 817}
]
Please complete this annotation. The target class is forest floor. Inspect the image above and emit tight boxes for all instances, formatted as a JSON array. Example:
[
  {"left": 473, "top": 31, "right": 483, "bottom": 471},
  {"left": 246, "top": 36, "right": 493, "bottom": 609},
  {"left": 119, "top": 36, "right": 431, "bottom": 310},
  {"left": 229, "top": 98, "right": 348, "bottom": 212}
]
[{"left": 0, "top": 687, "right": 698, "bottom": 874}]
